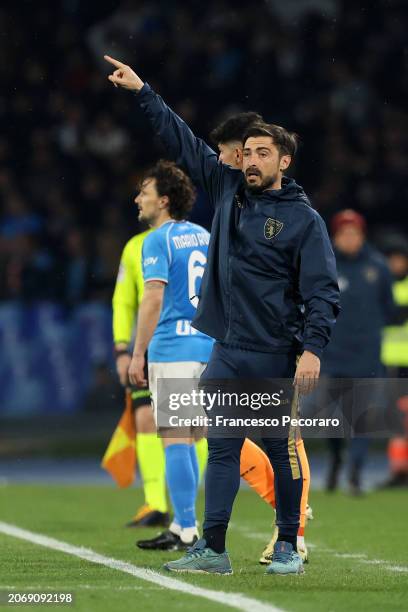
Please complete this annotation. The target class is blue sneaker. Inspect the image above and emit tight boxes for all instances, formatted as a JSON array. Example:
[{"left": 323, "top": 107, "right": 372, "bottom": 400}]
[
  {"left": 163, "top": 538, "right": 233, "bottom": 574},
  {"left": 266, "top": 541, "right": 304, "bottom": 575}
]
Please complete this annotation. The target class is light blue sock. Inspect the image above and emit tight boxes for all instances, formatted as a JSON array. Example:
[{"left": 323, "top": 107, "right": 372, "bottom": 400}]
[
  {"left": 189, "top": 443, "right": 199, "bottom": 492},
  {"left": 165, "top": 444, "right": 196, "bottom": 529}
]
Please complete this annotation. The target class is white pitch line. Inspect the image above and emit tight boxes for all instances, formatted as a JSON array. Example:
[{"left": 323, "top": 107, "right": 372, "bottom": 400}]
[
  {"left": 360, "top": 559, "right": 408, "bottom": 573},
  {"left": 383, "top": 566, "right": 408, "bottom": 573},
  {"left": 334, "top": 553, "right": 367, "bottom": 560},
  {"left": 229, "top": 525, "right": 408, "bottom": 576},
  {"left": 0, "top": 522, "right": 284, "bottom": 612},
  {"left": 308, "top": 541, "right": 408, "bottom": 574}
]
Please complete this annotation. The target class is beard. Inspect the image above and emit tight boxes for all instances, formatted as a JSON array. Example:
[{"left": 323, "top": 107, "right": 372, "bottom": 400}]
[
  {"left": 138, "top": 210, "right": 153, "bottom": 225},
  {"left": 244, "top": 172, "right": 278, "bottom": 194}
]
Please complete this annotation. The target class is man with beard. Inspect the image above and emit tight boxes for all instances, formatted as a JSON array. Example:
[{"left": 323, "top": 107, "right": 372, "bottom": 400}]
[
  {"left": 210, "top": 112, "right": 314, "bottom": 565},
  {"left": 104, "top": 55, "right": 340, "bottom": 576}
]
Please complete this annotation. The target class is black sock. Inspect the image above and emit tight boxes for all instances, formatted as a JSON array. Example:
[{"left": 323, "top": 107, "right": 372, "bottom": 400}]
[
  {"left": 203, "top": 526, "right": 227, "bottom": 553},
  {"left": 278, "top": 533, "right": 297, "bottom": 552}
]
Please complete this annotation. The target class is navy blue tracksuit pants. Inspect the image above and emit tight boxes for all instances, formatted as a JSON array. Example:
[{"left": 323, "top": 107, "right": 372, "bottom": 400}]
[{"left": 201, "top": 342, "right": 303, "bottom": 543}]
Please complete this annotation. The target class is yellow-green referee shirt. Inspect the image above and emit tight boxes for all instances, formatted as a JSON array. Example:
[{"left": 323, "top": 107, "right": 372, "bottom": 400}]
[{"left": 112, "top": 229, "right": 152, "bottom": 345}]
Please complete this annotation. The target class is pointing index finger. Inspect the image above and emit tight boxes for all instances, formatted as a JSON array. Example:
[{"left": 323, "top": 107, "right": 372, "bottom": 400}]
[{"left": 104, "top": 55, "right": 125, "bottom": 69}]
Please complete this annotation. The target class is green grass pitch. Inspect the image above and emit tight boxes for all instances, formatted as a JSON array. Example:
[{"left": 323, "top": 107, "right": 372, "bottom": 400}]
[{"left": 0, "top": 484, "right": 407, "bottom": 611}]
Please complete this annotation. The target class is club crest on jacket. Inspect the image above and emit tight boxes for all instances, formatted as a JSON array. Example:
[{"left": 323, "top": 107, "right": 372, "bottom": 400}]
[{"left": 264, "top": 218, "right": 283, "bottom": 240}]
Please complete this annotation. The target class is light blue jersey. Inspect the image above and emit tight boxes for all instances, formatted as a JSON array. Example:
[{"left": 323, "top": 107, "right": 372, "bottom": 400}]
[{"left": 142, "top": 220, "right": 214, "bottom": 362}]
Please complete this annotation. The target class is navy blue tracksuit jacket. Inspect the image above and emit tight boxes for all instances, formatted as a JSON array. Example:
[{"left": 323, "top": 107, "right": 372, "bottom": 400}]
[
  {"left": 137, "top": 84, "right": 340, "bottom": 358},
  {"left": 135, "top": 84, "right": 341, "bottom": 542},
  {"left": 322, "top": 244, "right": 394, "bottom": 377}
]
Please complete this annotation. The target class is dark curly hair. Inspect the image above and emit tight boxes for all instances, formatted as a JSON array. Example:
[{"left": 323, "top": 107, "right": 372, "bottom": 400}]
[
  {"left": 142, "top": 160, "right": 196, "bottom": 220},
  {"left": 243, "top": 123, "right": 299, "bottom": 158},
  {"left": 210, "top": 112, "right": 264, "bottom": 145}
]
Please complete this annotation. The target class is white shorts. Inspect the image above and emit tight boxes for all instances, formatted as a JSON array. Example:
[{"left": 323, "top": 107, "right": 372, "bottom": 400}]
[{"left": 148, "top": 361, "right": 206, "bottom": 425}]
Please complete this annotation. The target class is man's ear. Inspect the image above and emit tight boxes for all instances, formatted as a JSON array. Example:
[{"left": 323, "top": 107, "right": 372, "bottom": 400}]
[
  {"left": 159, "top": 195, "right": 170, "bottom": 209},
  {"left": 236, "top": 147, "right": 243, "bottom": 165},
  {"left": 280, "top": 155, "right": 291, "bottom": 172}
]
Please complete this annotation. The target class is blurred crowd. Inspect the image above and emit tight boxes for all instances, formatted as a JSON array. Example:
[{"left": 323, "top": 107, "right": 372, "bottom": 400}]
[{"left": 0, "top": 0, "right": 407, "bottom": 304}]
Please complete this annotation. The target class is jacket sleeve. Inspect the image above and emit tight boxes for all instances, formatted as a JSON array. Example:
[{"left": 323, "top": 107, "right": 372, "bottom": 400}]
[
  {"left": 379, "top": 261, "right": 396, "bottom": 325},
  {"left": 298, "top": 214, "right": 340, "bottom": 359},
  {"left": 136, "top": 83, "right": 229, "bottom": 206}
]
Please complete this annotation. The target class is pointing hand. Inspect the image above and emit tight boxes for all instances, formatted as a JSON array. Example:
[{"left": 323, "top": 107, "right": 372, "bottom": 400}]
[{"left": 104, "top": 55, "right": 145, "bottom": 92}]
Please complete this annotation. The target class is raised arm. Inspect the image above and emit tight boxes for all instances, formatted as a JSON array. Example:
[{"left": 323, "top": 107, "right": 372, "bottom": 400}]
[{"left": 104, "top": 55, "right": 229, "bottom": 205}]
